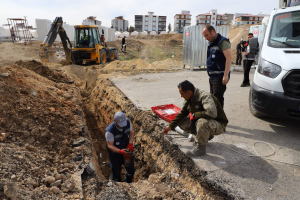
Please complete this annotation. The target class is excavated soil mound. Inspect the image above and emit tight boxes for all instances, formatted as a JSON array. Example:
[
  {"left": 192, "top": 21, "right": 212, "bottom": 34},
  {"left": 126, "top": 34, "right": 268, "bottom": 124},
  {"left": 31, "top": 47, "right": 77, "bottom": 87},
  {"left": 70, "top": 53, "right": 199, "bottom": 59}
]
[
  {"left": 15, "top": 60, "right": 72, "bottom": 83},
  {"left": 102, "top": 58, "right": 182, "bottom": 70},
  {"left": 0, "top": 64, "right": 91, "bottom": 199},
  {"left": 107, "top": 39, "right": 144, "bottom": 53}
]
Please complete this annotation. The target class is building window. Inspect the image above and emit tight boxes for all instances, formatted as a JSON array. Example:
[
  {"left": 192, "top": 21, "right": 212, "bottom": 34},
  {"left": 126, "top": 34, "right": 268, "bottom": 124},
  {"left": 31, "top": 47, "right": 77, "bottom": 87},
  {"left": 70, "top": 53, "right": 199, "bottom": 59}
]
[
  {"left": 207, "top": 16, "right": 211, "bottom": 19},
  {"left": 213, "top": 13, "right": 215, "bottom": 15},
  {"left": 255, "top": 17, "right": 258, "bottom": 20},
  {"left": 145, "top": 17, "right": 148, "bottom": 21},
  {"left": 182, "top": 15, "right": 184, "bottom": 18},
  {"left": 153, "top": 22, "right": 156, "bottom": 25},
  {"left": 153, "top": 18, "right": 156, "bottom": 22},
  {"left": 217, "top": 16, "right": 220, "bottom": 19},
  {"left": 145, "top": 22, "right": 148, "bottom": 25},
  {"left": 145, "top": 26, "right": 148, "bottom": 31},
  {"left": 212, "top": 22, "right": 214, "bottom": 25},
  {"left": 213, "top": 17, "right": 215, "bottom": 20},
  {"left": 176, "top": 15, "right": 179, "bottom": 19},
  {"left": 250, "top": 17, "right": 253, "bottom": 20},
  {"left": 153, "top": 27, "right": 156, "bottom": 31}
]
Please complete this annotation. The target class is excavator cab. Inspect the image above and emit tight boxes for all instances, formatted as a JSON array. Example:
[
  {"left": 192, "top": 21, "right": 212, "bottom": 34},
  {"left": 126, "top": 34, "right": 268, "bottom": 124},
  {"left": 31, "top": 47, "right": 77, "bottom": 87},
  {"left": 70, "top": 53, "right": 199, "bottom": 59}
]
[{"left": 72, "top": 25, "right": 117, "bottom": 65}]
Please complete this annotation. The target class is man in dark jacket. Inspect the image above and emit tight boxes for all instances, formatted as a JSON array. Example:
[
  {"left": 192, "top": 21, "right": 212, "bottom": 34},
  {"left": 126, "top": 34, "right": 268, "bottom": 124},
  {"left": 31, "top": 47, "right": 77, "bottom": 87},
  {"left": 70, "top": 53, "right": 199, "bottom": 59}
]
[
  {"left": 162, "top": 80, "right": 228, "bottom": 156},
  {"left": 241, "top": 33, "right": 254, "bottom": 87},
  {"left": 202, "top": 25, "right": 231, "bottom": 108},
  {"left": 236, "top": 41, "right": 242, "bottom": 65},
  {"left": 121, "top": 36, "right": 126, "bottom": 52},
  {"left": 105, "top": 111, "right": 135, "bottom": 182}
]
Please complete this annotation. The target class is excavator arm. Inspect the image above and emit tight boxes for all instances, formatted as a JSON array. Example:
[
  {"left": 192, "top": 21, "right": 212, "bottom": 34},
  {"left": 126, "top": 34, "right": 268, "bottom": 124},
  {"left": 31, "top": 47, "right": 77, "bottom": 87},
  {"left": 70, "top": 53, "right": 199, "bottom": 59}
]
[{"left": 39, "top": 17, "right": 74, "bottom": 64}]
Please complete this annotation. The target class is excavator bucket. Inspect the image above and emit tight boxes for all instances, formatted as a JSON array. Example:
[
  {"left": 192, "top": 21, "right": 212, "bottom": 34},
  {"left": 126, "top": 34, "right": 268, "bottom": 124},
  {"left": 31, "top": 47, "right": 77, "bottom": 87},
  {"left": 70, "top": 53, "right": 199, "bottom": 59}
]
[{"left": 39, "top": 46, "right": 57, "bottom": 63}]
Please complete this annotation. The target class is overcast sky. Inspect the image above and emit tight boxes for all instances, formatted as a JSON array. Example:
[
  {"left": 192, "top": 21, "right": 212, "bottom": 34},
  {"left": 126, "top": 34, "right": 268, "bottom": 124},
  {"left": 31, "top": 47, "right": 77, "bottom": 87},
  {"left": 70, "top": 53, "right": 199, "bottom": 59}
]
[{"left": 1, "top": 0, "right": 279, "bottom": 29}]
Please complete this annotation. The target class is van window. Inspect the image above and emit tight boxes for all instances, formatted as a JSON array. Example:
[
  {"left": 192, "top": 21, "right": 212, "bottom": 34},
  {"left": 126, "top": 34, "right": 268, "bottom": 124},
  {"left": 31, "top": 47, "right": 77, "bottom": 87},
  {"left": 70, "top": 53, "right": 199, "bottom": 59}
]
[{"left": 268, "top": 11, "right": 300, "bottom": 48}]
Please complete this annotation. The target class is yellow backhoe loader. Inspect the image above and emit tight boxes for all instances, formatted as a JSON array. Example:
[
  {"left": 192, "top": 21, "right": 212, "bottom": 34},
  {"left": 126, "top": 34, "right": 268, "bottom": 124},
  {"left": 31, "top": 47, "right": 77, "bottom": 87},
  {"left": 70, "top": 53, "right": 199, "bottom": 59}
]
[{"left": 39, "top": 17, "right": 118, "bottom": 65}]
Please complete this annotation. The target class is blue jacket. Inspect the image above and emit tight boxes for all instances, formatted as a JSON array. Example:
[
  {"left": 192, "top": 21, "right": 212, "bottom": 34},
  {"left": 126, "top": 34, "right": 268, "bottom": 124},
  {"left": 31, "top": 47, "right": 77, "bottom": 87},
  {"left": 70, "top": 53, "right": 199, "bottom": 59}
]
[
  {"left": 207, "top": 33, "right": 230, "bottom": 79},
  {"left": 105, "top": 119, "right": 131, "bottom": 156}
]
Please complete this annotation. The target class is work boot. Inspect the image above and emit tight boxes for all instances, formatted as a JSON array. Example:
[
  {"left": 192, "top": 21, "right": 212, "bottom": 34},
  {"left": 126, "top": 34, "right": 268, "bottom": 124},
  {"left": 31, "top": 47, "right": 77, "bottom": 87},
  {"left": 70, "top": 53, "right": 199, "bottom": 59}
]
[
  {"left": 186, "top": 144, "right": 206, "bottom": 156},
  {"left": 240, "top": 83, "right": 250, "bottom": 87}
]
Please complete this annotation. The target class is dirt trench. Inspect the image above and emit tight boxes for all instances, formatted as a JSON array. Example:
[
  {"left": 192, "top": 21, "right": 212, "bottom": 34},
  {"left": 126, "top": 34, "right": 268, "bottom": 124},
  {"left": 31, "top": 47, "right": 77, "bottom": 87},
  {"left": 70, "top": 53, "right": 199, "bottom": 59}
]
[{"left": 79, "top": 72, "right": 232, "bottom": 199}]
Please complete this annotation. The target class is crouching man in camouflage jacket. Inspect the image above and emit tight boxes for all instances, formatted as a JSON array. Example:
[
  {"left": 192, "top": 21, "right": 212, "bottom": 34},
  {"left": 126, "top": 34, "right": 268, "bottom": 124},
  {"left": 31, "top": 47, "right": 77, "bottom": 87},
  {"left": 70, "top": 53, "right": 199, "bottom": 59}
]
[{"left": 162, "top": 80, "right": 228, "bottom": 156}]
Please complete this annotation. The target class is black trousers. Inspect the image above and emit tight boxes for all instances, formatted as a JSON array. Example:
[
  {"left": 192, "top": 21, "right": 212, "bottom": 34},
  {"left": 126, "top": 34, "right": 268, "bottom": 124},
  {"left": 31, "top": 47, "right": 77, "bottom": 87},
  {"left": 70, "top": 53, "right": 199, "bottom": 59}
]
[
  {"left": 243, "top": 60, "right": 254, "bottom": 84},
  {"left": 109, "top": 154, "right": 135, "bottom": 183},
  {"left": 121, "top": 43, "right": 126, "bottom": 51},
  {"left": 236, "top": 53, "right": 242, "bottom": 65},
  {"left": 209, "top": 78, "right": 227, "bottom": 108}
]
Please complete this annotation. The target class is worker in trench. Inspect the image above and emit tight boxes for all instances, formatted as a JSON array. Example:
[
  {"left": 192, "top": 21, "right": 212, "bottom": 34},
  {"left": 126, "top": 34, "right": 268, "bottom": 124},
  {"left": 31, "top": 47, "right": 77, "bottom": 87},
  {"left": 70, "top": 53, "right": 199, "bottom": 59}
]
[
  {"left": 105, "top": 111, "right": 135, "bottom": 182},
  {"left": 162, "top": 80, "right": 229, "bottom": 156}
]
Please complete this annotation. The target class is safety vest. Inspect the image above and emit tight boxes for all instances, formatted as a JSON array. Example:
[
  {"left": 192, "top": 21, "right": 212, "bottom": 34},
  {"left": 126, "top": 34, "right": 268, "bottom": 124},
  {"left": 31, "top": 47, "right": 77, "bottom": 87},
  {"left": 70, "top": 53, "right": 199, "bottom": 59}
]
[
  {"left": 83, "top": 35, "right": 88, "bottom": 41},
  {"left": 207, "top": 33, "right": 230, "bottom": 79},
  {"left": 105, "top": 119, "right": 131, "bottom": 156}
]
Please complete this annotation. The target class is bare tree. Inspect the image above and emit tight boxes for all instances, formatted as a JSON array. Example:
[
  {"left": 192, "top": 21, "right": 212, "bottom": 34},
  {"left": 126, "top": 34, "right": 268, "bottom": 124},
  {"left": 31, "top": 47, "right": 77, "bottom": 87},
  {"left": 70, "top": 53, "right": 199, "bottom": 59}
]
[{"left": 129, "top": 26, "right": 135, "bottom": 33}]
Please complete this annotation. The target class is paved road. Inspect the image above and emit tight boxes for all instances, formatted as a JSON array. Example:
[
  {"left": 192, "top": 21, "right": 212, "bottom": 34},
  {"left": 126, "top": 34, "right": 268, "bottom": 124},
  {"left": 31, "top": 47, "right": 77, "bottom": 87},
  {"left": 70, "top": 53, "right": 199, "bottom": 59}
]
[{"left": 111, "top": 68, "right": 300, "bottom": 200}]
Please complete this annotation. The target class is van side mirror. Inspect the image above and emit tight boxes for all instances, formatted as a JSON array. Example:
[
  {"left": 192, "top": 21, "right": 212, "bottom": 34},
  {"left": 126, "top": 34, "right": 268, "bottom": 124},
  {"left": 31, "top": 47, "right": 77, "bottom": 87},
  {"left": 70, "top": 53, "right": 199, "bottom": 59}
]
[{"left": 249, "top": 37, "right": 259, "bottom": 55}]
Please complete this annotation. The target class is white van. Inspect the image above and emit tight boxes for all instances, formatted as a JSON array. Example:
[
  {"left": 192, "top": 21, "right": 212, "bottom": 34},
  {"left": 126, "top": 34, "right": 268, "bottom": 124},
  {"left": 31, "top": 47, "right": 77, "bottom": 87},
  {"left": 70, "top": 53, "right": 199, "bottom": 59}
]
[{"left": 248, "top": 3, "right": 300, "bottom": 119}]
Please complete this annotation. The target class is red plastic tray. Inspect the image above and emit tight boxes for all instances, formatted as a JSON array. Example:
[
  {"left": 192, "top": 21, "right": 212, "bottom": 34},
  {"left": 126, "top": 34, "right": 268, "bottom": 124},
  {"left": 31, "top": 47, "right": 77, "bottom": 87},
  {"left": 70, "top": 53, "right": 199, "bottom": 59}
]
[{"left": 151, "top": 104, "right": 181, "bottom": 122}]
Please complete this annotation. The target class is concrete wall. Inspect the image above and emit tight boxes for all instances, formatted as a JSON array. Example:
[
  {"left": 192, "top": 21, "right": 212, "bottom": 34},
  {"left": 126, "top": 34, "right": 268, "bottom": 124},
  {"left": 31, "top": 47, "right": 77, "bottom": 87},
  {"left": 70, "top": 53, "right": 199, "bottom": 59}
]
[
  {"left": 0, "top": 26, "right": 7, "bottom": 38},
  {"left": 36, "top": 19, "right": 52, "bottom": 41}
]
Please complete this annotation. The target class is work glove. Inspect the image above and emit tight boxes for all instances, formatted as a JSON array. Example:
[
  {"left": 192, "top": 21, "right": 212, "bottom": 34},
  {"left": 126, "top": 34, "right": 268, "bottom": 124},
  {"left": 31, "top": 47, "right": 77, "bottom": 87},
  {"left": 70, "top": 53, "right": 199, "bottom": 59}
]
[
  {"left": 126, "top": 143, "right": 134, "bottom": 152},
  {"left": 188, "top": 113, "right": 197, "bottom": 135},
  {"left": 119, "top": 149, "right": 130, "bottom": 155},
  {"left": 189, "top": 113, "right": 195, "bottom": 122}
]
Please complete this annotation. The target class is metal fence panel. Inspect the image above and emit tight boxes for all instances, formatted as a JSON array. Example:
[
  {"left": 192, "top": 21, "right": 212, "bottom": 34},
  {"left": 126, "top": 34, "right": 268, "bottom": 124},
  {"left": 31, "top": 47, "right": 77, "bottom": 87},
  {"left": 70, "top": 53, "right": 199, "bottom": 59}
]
[{"left": 183, "top": 25, "right": 229, "bottom": 70}]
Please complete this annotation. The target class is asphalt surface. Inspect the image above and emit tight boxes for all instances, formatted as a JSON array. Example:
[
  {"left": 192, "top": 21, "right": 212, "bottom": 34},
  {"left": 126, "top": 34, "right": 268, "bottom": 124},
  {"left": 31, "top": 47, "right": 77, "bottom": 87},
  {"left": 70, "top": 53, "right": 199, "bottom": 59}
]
[{"left": 111, "top": 67, "right": 300, "bottom": 200}]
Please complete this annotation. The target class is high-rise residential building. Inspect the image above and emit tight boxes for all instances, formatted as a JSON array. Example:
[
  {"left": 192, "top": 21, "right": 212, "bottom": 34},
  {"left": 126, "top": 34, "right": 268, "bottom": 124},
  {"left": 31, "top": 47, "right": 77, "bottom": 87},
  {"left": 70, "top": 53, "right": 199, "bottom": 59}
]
[
  {"left": 111, "top": 16, "right": 128, "bottom": 32},
  {"left": 174, "top": 11, "right": 192, "bottom": 33},
  {"left": 196, "top": 9, "right": 228, "bottom": 26},
  {"left": 134, "top": 12, "right": 167, "bottom": 33}
]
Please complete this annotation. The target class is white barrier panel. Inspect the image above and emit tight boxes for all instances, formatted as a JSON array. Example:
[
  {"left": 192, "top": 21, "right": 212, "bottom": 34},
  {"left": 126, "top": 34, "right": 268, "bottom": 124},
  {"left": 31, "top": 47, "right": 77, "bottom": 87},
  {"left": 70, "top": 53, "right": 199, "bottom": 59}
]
[
  {"left": 141, "top": 31, "right": 148, "bottom": 35},
  {"left": 150, "top": 31, "right": 157, "bottom": 35},
  {"left": 36, "top": 19, "right": 52, "bottom": 41},
  {"left": 160, "top": 31, "right": 167, "bottom": 35}
]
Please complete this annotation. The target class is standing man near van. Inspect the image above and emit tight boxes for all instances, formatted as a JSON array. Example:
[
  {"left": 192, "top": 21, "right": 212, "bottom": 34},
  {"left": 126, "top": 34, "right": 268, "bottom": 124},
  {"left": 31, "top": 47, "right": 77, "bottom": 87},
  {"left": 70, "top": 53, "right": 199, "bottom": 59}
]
[
  {"left": 236, "top": 41, "right": 242, "bottom": 65},
  {"left": 241, "top": 33, "right": 254, "bottom": 87},
  {"left": 202, "top": 25, "right": 231, "bottom": 108}
]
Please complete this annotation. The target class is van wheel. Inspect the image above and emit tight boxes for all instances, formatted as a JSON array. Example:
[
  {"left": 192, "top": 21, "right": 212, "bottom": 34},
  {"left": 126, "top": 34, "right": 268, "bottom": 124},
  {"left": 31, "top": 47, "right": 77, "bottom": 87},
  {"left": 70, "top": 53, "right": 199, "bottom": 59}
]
[
  {"left": 249, "top": 89, "right": 265, "bottom": 118},
  {"left": 100, "top": 49, "right": 106, "bottom": 64}
]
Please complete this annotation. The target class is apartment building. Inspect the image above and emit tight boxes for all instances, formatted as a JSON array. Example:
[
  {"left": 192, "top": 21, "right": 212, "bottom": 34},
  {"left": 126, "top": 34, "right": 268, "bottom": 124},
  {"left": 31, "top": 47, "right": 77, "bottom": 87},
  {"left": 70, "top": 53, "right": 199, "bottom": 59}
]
[
  {"left": 135, "top": 12, "right": 167, "bottom": 33},
  {"left": 196, "top": 9, "right": 228, "bottom": 26},
  {"left": 111, "top": 16, "right": 128, "bottom": 32},
  {"left": 174, "top": 11, "right": 192, "bottom": 33},
  {"left": 234, "top": 14, "right": 264, "bottom": 25},
  {"left": 82, "top": 16, "right": 101, "bottom": 26}
]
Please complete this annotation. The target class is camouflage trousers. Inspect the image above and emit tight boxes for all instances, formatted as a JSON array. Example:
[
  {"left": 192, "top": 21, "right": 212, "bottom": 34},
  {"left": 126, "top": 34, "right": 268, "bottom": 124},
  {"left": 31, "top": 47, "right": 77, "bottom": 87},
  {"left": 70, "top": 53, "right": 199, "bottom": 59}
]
[{"left": 178, "top": 117, "right": 226, "bottom": 146}]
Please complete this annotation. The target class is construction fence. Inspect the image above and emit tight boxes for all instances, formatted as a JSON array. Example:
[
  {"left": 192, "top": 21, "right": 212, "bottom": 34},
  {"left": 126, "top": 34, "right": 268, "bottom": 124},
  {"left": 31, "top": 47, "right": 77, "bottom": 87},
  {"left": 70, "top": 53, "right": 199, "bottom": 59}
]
[{"left": 183, "top": 25, "right": 229, "bottom": 70}]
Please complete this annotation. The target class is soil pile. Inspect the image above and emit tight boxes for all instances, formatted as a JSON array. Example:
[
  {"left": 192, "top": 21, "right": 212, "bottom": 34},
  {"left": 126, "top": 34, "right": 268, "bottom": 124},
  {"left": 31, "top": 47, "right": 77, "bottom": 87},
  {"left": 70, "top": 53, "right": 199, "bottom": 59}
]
[
  {"left": 15, "top": 60, "right": 72, "bottom": 83},
  {"left": 0, "top": 64, "right": 90, "bottom": 199}
]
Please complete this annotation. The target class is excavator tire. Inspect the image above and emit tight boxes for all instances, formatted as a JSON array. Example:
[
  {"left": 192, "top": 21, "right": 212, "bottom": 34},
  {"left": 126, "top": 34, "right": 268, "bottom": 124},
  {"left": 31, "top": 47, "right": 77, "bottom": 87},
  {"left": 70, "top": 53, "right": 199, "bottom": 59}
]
[
  {"left": 107, "top": 49, "right": 118, "bottom": 61},
  {"left": 100, "top": 49, "right": 106, "bottom": 64},
  {"left": 113, "top": 49, "right": 119, "bottom": 60}
]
